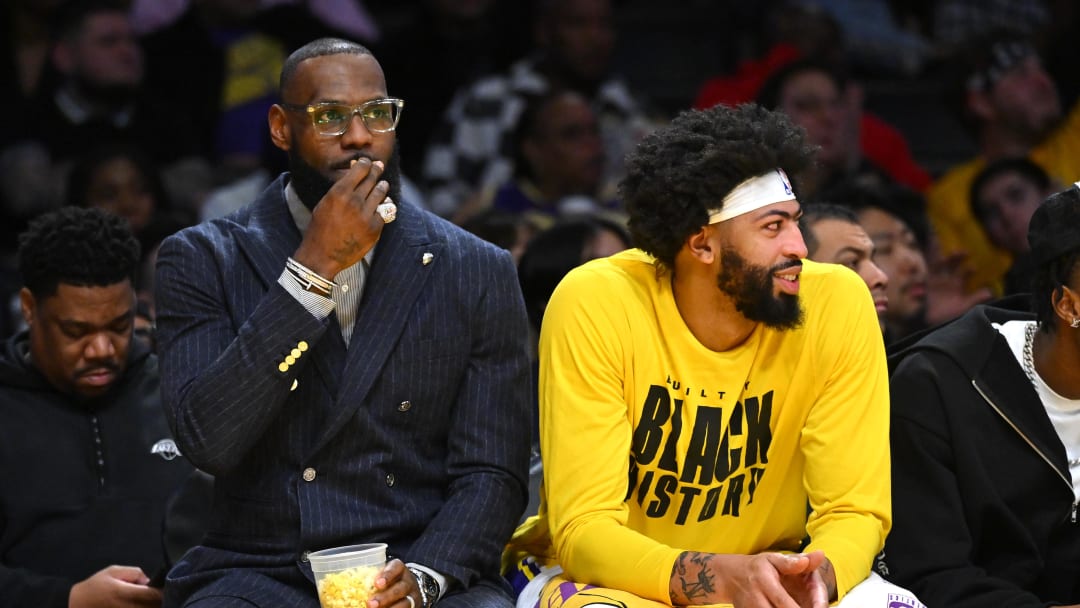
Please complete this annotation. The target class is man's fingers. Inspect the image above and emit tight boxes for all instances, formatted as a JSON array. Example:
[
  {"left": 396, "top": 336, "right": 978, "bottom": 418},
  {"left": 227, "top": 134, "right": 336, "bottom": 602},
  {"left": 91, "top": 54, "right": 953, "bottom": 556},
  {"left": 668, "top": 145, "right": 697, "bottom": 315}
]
[
  {"left": 104, "top": 565, "right": 150, "bottom": 584},
  {"left": 119, "top": 582, "right": 163, "bottom": 606},
  {"left": 800, "top": 550, "right": 826, "bottom": 573},
  {"left": 350, "top": 158, "right": 386, "bottom": 202}
]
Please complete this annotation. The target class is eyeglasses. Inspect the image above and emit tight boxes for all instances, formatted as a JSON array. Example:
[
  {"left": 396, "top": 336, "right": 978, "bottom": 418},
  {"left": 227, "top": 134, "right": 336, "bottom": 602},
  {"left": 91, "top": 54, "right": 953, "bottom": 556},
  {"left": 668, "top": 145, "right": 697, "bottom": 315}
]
[{"left": 282, "top": 98, "right": 405, "bottom": 136}]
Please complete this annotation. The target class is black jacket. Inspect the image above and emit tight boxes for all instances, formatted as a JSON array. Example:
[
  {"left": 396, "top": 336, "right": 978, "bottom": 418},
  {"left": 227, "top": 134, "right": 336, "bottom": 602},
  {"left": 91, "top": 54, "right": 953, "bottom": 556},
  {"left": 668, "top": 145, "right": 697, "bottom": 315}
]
[
  {"left": 881, "top": 301, "right": 1080, "bottom": 606},
  {"left": 0, "top": 332, "right": 193, "bottom": 607}
]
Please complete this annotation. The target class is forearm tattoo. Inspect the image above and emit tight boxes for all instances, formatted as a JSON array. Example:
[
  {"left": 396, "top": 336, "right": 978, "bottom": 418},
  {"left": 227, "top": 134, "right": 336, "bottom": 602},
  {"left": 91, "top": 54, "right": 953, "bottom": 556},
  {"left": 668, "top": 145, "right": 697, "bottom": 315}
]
[
  {"left": 673, "top": 552, "right": 716, "bottom": 604},
  {"left": 821, "top": 558, "right": 837, "bottom": 601}
]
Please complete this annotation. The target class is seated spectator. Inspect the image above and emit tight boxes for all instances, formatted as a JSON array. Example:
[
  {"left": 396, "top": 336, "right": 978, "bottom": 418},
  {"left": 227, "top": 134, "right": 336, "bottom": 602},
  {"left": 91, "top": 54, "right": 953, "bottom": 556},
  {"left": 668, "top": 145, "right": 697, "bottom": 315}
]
[
  {"left": 139, "top": 0, "right": 351, "bottom": 180},
  {"left": 0, "top": 207, "right": 193, "bottom": 606},
  {"left": 756, "top": 59, "right": 917, "bottom": 200},
  {"left": 376, "top": 0, "right": 533, "bottom": 180},
  {"left": 458, "top": 89, "right": 619, "bottom": 227},
  {"left": 66, "top": 142, "right": 192, "bottom": 237},
  {"left": 822, "top": 177, "right": 991, "bottom": 343},
  {"left": 800, "top": 203, "right": 890, "bottom": 331},
  {"left": 928, "top": 28, "right": 1080, "bottom": 295},
  {"left": 0, "top": 0, "right": 210, "bottom": 223},
  {"left": 694, "top": 4, "right": 931, "bottom": 194},
  {"left": 882, "top": 182, "right": 1080, "bottom": 605},
  {"left": 422, "top": 0, "right": 655, "bottom": 217},
  {"left": 970, "top": 156, "right": 1057, "bottom": 294}
]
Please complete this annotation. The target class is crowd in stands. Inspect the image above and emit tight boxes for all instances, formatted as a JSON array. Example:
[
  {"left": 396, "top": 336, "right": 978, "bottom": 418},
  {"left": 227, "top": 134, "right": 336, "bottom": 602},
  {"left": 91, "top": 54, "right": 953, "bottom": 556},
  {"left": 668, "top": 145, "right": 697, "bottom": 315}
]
[
  {"left": 0, "top": 0, "right": 1076, "bottom": 345},
  {"left": 3, "top": 0, "right": 1080, "bottom": 606}
]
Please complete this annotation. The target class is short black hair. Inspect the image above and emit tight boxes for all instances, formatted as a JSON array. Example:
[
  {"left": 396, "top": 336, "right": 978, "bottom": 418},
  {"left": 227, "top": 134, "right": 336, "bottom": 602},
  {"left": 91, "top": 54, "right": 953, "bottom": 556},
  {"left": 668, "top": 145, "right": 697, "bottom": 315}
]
[
  {"left": 280, "top": 37, "right": 374, "bottom": 99},
  {"left": 969, "top": 156, "right": 1050, "bottom": 225},
  {"left": 815, "top": 175, "right": 930, "bottom": 249},
  {"left": 755, "top": 58, "right": 848, "bottom": 111},
  {"left": 799, "top": 203, "right": 859, "bottom": 257},
  {"left": 66, "top": 141, "right": 171, "bottom": 211},
  {"left": 18, "top": 207, "right": 141, "bottom": 298},
  {"left": 621, "top": 103, "right": 815, "bottom": 269}
]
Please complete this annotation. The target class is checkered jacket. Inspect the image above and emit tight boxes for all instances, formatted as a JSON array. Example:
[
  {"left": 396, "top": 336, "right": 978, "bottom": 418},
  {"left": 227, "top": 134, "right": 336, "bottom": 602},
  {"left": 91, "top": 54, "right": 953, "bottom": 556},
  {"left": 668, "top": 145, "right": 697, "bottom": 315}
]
[{"left": 421, "top": 56, "right": 652, "bottom": 217}]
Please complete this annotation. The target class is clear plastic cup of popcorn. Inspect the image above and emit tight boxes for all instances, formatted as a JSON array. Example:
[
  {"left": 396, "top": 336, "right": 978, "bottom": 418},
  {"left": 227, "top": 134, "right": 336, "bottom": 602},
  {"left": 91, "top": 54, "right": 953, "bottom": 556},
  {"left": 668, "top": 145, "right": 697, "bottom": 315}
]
[{"left": 308, "top": 543, "right": 388, "bottom": 608}]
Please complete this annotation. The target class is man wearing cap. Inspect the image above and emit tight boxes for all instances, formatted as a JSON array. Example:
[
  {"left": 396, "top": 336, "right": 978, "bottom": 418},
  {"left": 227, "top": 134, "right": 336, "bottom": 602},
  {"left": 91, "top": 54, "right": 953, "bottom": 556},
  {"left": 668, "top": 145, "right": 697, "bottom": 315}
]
[
  {"left": 926, "top": 28, "right": 1080, "bottom": 296},
  {"left": 882, "top": 183, "right": 1080, "bottom": 605},
  {"left": 503, "top": 104, "right": 922, "bottom": 608}
]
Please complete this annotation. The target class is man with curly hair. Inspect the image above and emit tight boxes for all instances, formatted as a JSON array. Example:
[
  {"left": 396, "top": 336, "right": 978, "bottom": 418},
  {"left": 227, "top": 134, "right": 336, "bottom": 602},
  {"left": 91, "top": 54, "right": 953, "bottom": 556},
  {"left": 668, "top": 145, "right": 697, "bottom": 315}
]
[
  {"left": 505, "top": 104, "right": 921, "bottom": 607},
  {"left": 0, "top": 207, "right": 192, "bottom": 607}
]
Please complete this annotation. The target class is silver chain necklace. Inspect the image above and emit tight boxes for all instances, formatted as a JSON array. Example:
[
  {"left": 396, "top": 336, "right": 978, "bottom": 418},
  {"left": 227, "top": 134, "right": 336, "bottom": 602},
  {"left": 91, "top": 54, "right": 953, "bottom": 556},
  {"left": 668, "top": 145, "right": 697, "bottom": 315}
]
[{"left": 1024, "top": 322, "right": 1080, "bottom": 467}]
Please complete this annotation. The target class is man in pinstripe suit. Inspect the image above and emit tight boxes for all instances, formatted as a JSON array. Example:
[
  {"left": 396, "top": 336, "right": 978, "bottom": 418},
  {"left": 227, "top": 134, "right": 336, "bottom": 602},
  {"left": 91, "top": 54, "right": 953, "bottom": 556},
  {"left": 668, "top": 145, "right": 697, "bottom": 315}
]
[{"left": 154, "top": 38, "right": 531, "bottom": 608}]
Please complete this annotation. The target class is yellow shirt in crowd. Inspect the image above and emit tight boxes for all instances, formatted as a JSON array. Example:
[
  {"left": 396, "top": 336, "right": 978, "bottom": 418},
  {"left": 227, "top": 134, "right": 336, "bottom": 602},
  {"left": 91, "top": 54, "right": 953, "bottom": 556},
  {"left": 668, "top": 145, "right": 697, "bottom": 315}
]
[{"left": 927, "top": 101, "right": 1080, "bottom": 294}]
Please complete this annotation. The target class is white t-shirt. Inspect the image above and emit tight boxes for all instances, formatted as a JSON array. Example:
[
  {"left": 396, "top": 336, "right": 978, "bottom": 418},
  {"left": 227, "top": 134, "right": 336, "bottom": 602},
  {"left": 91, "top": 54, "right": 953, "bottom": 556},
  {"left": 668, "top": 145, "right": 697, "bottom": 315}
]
[{"left": 997, "top": 320, "right": 1080, "bottom": 499}]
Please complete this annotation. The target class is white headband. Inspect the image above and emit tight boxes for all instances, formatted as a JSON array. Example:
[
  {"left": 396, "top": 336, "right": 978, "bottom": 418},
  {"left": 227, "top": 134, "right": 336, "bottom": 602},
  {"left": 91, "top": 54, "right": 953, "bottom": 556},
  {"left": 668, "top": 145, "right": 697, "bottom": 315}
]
[{"left": 708, "top": 169, "right": 796, "bottom": 224}]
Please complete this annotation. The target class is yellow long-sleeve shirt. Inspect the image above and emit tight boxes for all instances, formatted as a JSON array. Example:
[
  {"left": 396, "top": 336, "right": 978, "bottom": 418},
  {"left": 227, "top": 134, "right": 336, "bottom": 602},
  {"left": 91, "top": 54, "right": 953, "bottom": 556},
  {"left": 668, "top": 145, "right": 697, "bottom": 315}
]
[
  {"left": 507, "top": 251, "right": 891, "bottom": 605},
  {"left": 927, "top": 100, "right": 1080, "bottom": 294}
]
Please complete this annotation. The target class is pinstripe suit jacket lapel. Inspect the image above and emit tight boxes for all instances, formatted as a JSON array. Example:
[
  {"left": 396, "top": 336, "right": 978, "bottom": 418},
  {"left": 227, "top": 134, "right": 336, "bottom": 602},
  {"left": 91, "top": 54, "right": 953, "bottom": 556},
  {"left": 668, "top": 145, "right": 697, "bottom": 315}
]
[{"left": 312, "top": 199, "right": 443, "bottom": 453}]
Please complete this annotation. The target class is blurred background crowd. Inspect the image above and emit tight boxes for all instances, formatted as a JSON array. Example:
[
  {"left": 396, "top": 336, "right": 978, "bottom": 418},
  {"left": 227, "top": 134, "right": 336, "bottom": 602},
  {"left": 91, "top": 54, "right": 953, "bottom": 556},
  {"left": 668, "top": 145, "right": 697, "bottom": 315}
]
[{"left": 1, "top": 0, "right": 1078, "bottom": 347}]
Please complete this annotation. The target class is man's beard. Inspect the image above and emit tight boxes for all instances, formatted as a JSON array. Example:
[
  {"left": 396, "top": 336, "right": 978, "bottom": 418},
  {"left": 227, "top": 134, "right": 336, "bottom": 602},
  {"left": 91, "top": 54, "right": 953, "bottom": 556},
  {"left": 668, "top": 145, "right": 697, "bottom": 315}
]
[
  {"left": 717, "top": 246, "right": 804, "bottom": 330},
  {"left": 289, "top": 143, "right": 403, "bottom": 211}
]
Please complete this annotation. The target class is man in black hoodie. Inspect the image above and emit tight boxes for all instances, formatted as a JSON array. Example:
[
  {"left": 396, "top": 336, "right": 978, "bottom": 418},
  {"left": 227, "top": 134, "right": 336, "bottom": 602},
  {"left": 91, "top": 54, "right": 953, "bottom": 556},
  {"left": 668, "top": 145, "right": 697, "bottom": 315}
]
[
  {"left": 0, "top": 207, "right": 192, "bottom": 607},
  {"left": 882, "top": 183, "right": 1080, "bottom": 606}
]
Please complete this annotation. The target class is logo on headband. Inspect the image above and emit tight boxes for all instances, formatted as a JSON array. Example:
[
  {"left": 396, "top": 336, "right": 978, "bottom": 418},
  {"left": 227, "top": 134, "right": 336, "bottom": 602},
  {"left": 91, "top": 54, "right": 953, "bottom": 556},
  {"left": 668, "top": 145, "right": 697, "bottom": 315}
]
[{"left": 777, "top": 169, "right": 793, "bottom": 196}]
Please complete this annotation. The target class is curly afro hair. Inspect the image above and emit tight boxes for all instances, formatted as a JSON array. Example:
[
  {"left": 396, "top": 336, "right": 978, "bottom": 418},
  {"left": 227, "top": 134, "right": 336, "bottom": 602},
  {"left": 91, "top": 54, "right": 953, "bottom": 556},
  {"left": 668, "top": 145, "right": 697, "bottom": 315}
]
[
  {"left": 18, "top": 207, "right": 141, "bottom": 298},
  {"left": 621, "top": 103, "right": 816, "bottom": 269}
]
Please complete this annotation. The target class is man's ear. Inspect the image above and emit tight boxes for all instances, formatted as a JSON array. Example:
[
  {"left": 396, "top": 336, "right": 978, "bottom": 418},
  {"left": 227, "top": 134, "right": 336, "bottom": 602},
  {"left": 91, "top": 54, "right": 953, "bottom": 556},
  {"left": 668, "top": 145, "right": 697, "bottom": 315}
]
[
  {"left": 685, "top": 226, "right": 717, "bottom": 265},
  {"left": 19, "top": 288, "right": 35, "bottom": 327},
  {"left": 268, "top": 105, "right": 291, "bottom": 152}
]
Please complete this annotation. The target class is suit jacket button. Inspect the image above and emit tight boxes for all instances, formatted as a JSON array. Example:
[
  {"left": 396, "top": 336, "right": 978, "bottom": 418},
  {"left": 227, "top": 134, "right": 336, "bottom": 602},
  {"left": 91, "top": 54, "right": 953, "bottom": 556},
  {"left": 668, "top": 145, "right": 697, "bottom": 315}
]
[
  {"left": 303, "top": 467, "right": 316, "bottom": 482},
  {"left": 300, "top": 551, "right": 311, "bottom": 562},
  {"left": 385, "top": 473, "right": 395, "bottom": 487},
  {"left": 398, "top": 400, "right": 411, "bottom": 412}
]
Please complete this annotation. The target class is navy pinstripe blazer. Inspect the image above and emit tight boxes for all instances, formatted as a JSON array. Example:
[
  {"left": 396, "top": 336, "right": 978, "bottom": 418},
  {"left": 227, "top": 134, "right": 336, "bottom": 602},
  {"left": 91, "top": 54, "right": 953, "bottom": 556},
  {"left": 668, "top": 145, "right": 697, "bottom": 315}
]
[{"left": 154, "top": 174, "right": 531, "bottom": 596}]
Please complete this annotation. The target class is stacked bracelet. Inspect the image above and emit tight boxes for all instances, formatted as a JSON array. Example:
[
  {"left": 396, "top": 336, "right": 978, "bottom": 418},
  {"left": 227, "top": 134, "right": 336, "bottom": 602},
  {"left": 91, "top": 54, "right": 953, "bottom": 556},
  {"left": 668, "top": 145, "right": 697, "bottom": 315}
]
[{"left": 285, "top": 257, "right": 337, "bottom": 297}]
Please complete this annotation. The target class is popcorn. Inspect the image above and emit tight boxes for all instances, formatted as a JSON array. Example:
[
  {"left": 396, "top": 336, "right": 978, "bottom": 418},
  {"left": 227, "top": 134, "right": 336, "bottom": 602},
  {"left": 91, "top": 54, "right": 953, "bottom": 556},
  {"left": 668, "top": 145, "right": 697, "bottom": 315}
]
[{"left": 317, "top": 564, "right": 380, "bottom": 608}]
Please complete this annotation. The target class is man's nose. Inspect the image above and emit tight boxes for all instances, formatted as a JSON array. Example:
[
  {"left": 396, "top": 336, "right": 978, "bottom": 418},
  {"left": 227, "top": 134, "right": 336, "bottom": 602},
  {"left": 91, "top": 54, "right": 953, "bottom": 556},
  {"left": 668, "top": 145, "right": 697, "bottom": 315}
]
[
  {"left": 84, "top": 333, "right": 115, "bottom": 359},
  {"left": 340, "top": 113, "right": 374, "bottom": 147}
]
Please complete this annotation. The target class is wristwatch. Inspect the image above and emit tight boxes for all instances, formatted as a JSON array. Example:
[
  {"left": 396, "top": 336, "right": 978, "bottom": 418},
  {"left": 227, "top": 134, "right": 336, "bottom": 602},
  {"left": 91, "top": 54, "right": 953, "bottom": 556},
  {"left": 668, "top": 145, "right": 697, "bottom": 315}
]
[{"left": 408, "top": 567, "right": 439, "bottom": 608}]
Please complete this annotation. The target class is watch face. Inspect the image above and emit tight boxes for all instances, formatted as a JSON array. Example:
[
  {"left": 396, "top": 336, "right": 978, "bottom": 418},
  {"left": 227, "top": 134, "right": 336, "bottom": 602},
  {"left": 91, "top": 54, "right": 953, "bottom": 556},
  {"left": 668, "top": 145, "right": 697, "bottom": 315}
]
[{"left": 421, "top": 573, "right": 438, "bottom": 598}]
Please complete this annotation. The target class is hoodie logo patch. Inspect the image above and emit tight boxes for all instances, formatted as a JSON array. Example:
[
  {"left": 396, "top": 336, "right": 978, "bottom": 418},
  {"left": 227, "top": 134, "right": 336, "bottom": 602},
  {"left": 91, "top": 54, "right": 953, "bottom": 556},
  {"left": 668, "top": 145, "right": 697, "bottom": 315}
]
[{"left": 151, "top": 439, "right": 182, "bottom": 461}]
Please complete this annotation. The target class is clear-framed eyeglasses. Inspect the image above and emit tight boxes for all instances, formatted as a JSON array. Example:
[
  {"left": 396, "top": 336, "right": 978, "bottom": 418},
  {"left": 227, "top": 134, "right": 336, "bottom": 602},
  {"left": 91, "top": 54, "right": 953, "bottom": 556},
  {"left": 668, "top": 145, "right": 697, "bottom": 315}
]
[{"left": 282, "top": 98, "right": 405, "bottom": 136}]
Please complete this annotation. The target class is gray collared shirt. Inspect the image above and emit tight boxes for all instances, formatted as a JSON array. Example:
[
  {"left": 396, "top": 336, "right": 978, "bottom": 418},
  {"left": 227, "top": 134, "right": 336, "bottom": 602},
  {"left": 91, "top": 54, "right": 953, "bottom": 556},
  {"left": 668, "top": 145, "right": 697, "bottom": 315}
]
[{"left": 276, "top": 182, "right": 374, "bottom": 346}]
